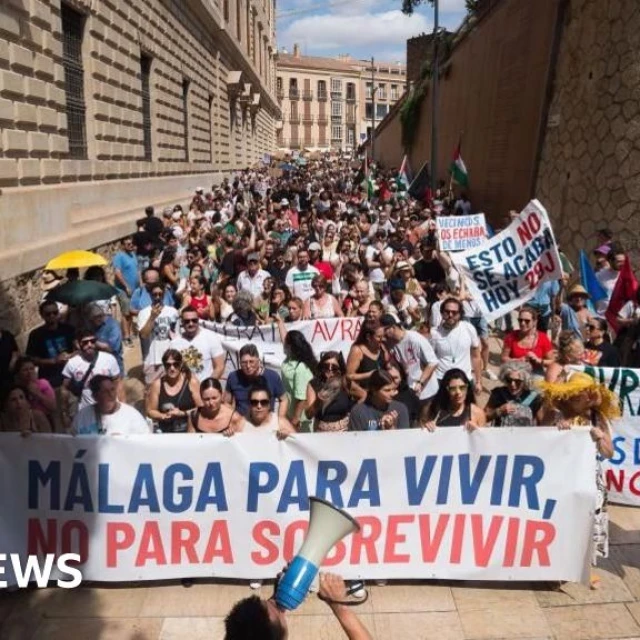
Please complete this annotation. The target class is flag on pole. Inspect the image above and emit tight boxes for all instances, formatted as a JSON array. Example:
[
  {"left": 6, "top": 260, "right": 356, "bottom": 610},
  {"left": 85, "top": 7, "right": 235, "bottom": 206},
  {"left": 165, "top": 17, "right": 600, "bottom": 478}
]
[
  {"left": 579, "top": 250, "right": 607, "bottom": 313},
  {"left": 408, "top": 161, "right": 431, "bottom": 203},
  {"left": 450, "top": 140, "right": 469, "bottom": 188},
  {"left": 606, "top": 256, "right": 638, "bottom": 332},
  {"left": 397, "top": 155, "right": 412, "bottom": 192},
  {"left": 358, "top": 156, "right": 374, "bottom": 200}
]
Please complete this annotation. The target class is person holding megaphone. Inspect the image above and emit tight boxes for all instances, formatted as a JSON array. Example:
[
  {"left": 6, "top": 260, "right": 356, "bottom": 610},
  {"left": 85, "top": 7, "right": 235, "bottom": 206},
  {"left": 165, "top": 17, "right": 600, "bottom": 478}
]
[
  {"left": 224, "top": 497, "right": 372, "bottom": 639},
  {"left": 224, "top": 572, "right": 373, "bottom": 639}
]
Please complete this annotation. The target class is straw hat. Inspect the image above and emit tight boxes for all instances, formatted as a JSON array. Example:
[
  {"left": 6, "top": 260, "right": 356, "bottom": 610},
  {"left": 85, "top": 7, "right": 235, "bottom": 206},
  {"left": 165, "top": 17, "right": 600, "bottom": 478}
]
[{"left": 567, "top": 284, "right": 590, "bottom": 298}]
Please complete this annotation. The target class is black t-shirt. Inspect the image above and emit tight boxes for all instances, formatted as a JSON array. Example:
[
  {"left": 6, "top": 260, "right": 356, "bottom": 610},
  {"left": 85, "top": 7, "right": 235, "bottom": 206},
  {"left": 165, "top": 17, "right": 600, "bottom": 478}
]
[
  {"left": 487, "top": 387, "right": 542, "bottom": 425},
  {"left": 143, "top": 216, "right": 164, "bottom": 239},
  {"left": 584, "top": 341, "right": 621, "bottom": 368},
  {"left": 26, "top": 323, "right": 76, "bottom": 387},
  {"left": 413, "top": 258, "right": 446, "bottom": 286},
  {"left": 310, "top": 379, "right": 353, "bottom": 422},
  {"left": 267, "top": 261, "right": 288, "bottom": 285},
  {"left": 0, "top": 330, "right": 18, "bottom": 386}
]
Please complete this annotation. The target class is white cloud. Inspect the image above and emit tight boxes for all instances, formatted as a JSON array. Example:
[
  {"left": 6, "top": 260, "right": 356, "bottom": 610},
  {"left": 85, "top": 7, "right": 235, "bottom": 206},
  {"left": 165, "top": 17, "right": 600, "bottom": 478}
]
[{"left": 280, "top": 9, "right": 432, "bottom": 55}]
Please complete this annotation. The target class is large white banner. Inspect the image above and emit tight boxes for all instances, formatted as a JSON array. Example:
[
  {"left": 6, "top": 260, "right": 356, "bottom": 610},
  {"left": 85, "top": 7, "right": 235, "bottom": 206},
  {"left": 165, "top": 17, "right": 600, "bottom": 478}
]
[
  {"left": 436, "top": 214, "right": 488, "bottom": 252},
  {"left": 450, "top": 200, "right": 562, "bottom": 322},
  {"left": 0, "top": 429, "right": 595, "bottom": 585},
  {"left": 579, "top": 365, "right": 640, "bottom": 507}
]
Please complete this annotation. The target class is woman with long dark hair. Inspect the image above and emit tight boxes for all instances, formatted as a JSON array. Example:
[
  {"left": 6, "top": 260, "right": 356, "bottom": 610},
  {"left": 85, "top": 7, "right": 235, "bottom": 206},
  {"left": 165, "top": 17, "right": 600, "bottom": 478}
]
[
  {"left": 346, "top": 320, "right": 387, "bottom": 402},
  {"left": 188, "top": 378, "right": 242, "bottom": 436},
  {"left": 386, "top": 363, "right": 420, "bottom": 425},
  {"left": 0, "top": 385, "right": 50, "bottom": 434},
  {"left": 146, "top": 349, "right": 202, "bottom": 432},
  {"left": 348, "top": 369, "right": 410, "bottom": 431},
  {"left": 305, "top": 351, "right": 353, "bottom": 432},
  {"left": 13, "top": 356, "right": 57, "bottom": 431},
  {"left": 281, "top": 330, "right": 318, "bottom": 432},
  {"left": 422, "top": 368, "right": 486, "bottom": 431}
]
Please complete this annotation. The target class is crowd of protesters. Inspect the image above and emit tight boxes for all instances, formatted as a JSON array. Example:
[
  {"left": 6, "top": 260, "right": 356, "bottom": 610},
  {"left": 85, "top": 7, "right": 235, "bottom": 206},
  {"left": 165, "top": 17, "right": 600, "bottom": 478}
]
[{"left": 0, "top": 153, "right": 634, "bottom": 603}]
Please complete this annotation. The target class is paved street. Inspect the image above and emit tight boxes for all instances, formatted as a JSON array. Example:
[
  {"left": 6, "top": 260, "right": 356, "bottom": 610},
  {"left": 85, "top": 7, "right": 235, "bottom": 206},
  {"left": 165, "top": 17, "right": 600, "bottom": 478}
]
[{"left": 0, "top": 504, "right": 639, "bottom": 639}]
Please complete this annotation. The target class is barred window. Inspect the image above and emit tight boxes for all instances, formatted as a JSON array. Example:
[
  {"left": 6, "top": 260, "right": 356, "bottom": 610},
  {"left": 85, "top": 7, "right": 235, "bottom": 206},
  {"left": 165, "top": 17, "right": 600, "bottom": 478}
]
[
  {"left": 61, "top": 4, "right": 87, "bottom": 159},
  {"left": 140, "top": 54, "right": 152, "bottom": 161},
  {"left": 182, "top": 78, "right": 190, "bottom": 162}
]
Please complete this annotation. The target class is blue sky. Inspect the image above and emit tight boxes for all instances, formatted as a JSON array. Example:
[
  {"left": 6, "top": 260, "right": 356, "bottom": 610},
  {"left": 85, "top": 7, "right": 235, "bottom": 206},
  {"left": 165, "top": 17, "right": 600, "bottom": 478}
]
[{"left": 276, "top": 0, "right": 468, "bottom": 63}]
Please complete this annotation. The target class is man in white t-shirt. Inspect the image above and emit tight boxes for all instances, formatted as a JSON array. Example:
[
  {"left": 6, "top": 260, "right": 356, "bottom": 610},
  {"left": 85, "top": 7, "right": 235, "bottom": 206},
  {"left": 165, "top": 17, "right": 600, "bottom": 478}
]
[
  {"left": 72, "top": 375, "right": 150, "bottom": 435},
  {"left": 429, "top": 297, "right": 482, "bottom": 390},
  {"left": 62, "top": 329, "right": 121, "bottom": 411},
  {"left": 365, "top": 231, "right": 394, "bottom": 296},
  {"left": 381, "top": 314, "right": 439, "bottom": 400},
  {"left": 169, "top": 306, "right": 225, "bottom": 382},
  {"left": 595, "top": 247, "right": 625, "bottom": 313},
  {"left": 137, "top": 283, "right": 180, "bottom": 383},
  {"left": 237, "top": 252, "right": 271, "bottom": 299},
  {"left": 285, "top": 249, "right": 319, "bottom": 301}
]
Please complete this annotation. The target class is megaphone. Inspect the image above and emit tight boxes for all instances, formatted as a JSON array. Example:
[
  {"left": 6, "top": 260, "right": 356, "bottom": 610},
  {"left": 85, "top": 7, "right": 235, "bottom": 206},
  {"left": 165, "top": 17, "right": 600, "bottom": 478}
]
[{"left": 275, "top": 496, "right": 360, "bottom": 610}]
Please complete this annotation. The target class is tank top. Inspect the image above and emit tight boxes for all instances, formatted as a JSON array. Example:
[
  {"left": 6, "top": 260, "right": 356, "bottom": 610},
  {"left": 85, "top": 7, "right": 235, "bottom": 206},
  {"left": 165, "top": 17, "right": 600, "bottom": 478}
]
[
  {"left": 356, "top": 348, "right": 385, "bottom": 376},
  {"left": 309, "top": 295, "right": 335, "bottom": 319},
  {"left": 435, "top": 405, "right": 471, "bottom": 428},
  {"left": 157, "top": 376, "right": 195, "bottom": 433},
  {"left": 190, "top": 293, "right": 210, "bottom": 318},
  {"left": 190, "top": 407, "right": 235, "bottom": 433},
  {"left": 242, "top": 413, "right": 279, "bottom": 433}
]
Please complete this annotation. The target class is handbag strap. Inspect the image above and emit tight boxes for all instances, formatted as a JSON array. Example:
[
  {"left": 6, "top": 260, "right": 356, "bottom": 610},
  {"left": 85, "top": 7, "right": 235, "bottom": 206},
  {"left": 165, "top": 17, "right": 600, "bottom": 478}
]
[{"left": 79, "top": 356, "right": 98, "bottom": 390}]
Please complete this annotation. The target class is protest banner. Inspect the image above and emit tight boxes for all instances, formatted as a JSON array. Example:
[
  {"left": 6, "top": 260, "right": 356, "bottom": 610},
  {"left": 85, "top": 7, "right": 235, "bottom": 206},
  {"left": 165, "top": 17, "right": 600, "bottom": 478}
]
[
  {"left": 0, "top": 429, "right": 594, "bottom": 585},
  {"left": 436, "top": 214, "right": 488, "bottom": 252},
  {"left": 577, "top": 365, "right": 640, "bottom": 507},
  {"left": 203, "top": 317, "right": 362, "bottom": 381},
  {"left": 450, "top": 200, "right": 562, "bottom": 322}
]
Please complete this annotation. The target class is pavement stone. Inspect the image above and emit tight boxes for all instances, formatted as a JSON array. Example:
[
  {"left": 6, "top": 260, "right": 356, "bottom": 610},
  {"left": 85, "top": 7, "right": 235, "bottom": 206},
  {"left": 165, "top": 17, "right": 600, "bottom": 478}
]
[
  {"left": 457, "top": 601, "right": 551, "bottom": 639},
  {"left": 374, "top": 611, "right": 465, "bottom": 639},
  {"left": 542, "top": 602, "right": 640, "bottom": 639}
]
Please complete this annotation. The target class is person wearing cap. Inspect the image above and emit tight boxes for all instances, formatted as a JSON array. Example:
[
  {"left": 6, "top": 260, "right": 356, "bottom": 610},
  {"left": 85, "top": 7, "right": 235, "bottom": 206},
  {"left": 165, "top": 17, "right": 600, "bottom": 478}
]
[
  {"left": 381, "top": 314, "right": 439, "bottom": 402},
  {"left": 393, "top": 260, "right": 427, "bottom": 307},
  {"left": 559, "top": 284, "right": 593, "bottom": 340},
  {"left": 308, "top": 241, "right": 334, "bottom": 281},
  {"left": 382, "top": 279, "right": 421, "bottom": 329},
  {"left": 85, "top": 303, "right": 124, "bottom": 376},
  {"left": 236, "top": 252, "right": 271, "bottom": 300}
]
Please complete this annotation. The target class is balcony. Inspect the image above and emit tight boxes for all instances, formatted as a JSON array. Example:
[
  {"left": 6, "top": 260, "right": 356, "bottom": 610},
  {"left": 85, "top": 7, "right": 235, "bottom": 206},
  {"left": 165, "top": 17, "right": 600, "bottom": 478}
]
[
  {"left": 288, "top": 88, "right": 300, "bottom": 100},
  {"left": 302, "top": 90, "right": 313, "bottom": 100},
  {"left": 346, "top": 113, "right": 356, "bottom": 124},
  {"left": 378, "top": 93, "right": 387, "bottom": 101},
  {"left": 289, "top": 138, "right": 301, "bottom": 149},
  {"left": 289, "top": 114, "right": 301, "bottom": 124},
  {"left": 346, "top": 94, "right": 356, "bottom": 103},
  {"left": 331, "top": 113, "right": 342, "bottom": 120},
  {"left": 302, "top": 114, "right": 314, "bottom": 123},
  {"left": 330, "top": 91, "right": 342, "bottom": 101},
  {"left": 317, "top": 91, "right": 328, "bottom": 101},
  {"left": 317, "top": 115, "right": 328, "bottom": 124},
  {"left": 277, "top": 89, "right": 284, "bottom": 100}
]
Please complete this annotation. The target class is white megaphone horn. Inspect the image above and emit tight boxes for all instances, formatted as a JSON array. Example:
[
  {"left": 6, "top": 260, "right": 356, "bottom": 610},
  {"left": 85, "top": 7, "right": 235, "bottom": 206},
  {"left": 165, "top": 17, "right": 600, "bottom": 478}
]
[{"left": 275, "top": 496, "right": 360, "bottom": 610}]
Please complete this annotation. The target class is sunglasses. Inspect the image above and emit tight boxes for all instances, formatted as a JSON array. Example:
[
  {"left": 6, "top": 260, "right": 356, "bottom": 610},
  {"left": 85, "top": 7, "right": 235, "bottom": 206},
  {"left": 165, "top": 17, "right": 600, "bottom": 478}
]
[
  {"left": 165, "top": 361, "right": 180, "bottom": 369},
  {"left": 182, "top": 318, "right": 199, "bottom": 325},
  {"left": 250, "top": 399, "right": 270, "bottom": 407},
  {"left": 442, "top": 309, "right": 459, "bottom": 316},
  {"left": 505, "top": 377, "right": 523, "bottom": 385},
  {"left": 518, "top": 318, "right": 532, "bottom": 324},
  {"left": 586, "top": 325, "right": 600, "bottom": 330},
  {"left": 80, "top": 338, "right": 96, "bottom": 346},
  {"left": 321, "top": 363, "right": 341, "bottom": 372}
]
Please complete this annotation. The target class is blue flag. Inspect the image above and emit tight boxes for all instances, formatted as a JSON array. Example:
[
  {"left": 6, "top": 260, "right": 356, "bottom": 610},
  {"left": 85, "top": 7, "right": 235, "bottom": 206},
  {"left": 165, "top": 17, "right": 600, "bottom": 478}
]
[{"left": 579, "top": 250, "right": 607, "bottom": 312}]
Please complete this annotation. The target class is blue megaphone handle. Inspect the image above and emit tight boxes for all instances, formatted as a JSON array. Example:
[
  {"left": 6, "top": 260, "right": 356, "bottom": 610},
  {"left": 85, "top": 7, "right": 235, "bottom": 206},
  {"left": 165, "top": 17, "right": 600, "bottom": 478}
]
[{"left": 274, "top": 555, "right": 319, "bottom": 610}]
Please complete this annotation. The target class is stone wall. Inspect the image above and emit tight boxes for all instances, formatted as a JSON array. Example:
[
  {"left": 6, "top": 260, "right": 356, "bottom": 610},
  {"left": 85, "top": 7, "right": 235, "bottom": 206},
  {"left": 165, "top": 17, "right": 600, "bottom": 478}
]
[
  {"left": 0, "top": 0, "right": 280, "bottom": 281},
  {"left": 406, "top": 33, "right": 434, "bottom": 87},
  {"left": 536, "top": 0, "right": 640, "bottom": 264}
]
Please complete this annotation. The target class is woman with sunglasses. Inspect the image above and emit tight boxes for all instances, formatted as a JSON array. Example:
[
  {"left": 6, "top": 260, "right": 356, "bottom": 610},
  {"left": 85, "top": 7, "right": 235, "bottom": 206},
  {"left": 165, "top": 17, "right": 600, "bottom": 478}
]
[
  {"left": 485, "top": 362, "right": 542, "bottom": 427},
  {"left": 188, "top": 378, "right": 242, "bottom": 436},
  {"left": 146, "top": 349, "right": 202, "bottom": 433},
  {"left": 243, "top": 385, "right": 296, "bottom": 437},
  {"left": 349, "top": 369, "right": 410, "bottom": 431},
  {"left": 305, "top": 351, "right": 353, "bottom": 432},
  {"left": 422, "top": 369, "right": 486, "bottom": 431},
  {"left": 501, "top": 305, "right": 554, "bottom": 376},
  {"left": 584, "top": 317, "right": 620, "bottom": 367},
  {"left": 302, "top": 275, "right": 343, "bottom": 320}
]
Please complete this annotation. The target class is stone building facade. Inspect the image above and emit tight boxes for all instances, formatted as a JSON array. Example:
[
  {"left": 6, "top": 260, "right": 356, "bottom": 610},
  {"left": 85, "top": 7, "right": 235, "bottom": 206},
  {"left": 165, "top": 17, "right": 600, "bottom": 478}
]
[
  {"left": 276, "top": 46, "right": 406, "bottom": 151},
  {"left": 0, "top": 0, "right": 280, "bottom": 284},
  {"left": 536, "top": 0, "right": 640, "bottom": 262}
]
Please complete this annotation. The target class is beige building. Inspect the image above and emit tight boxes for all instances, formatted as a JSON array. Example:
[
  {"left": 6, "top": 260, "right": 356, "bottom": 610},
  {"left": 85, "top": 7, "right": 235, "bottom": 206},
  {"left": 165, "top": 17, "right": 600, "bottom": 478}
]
[
  {"left": 0, "top": 0, "right": 280, "bottom": 282},
  {"left": 276, "top": 46, "right": 406, "bottom": 151}
]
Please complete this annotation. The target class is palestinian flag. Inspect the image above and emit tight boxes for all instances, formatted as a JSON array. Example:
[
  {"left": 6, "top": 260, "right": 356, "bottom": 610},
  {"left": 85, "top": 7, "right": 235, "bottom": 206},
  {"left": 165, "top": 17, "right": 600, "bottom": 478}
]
[
  {"left": 397, "top": 155, "right": 412, "bottom": 192},
  {"left": 450, "top": 141, "right": 469, "bottom": 187},
  {"left": 408, "top": 161, "right": 431, "bottom": 203}
]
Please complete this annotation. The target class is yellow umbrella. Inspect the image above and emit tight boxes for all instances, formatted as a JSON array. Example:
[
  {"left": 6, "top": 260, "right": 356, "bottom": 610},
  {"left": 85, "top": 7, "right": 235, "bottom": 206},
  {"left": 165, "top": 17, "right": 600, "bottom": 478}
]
[{"left": 45, "top": 250, "right": 107, "bottom": 270}]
